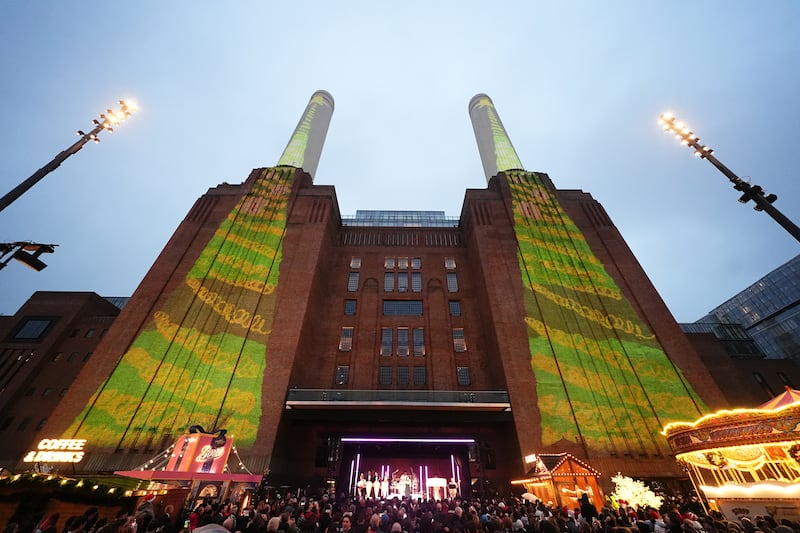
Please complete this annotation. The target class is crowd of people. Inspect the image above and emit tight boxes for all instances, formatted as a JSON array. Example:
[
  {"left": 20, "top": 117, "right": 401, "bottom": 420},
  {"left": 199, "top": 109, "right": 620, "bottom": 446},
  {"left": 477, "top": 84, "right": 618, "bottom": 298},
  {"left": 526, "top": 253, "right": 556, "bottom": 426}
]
[
  {"left": 172, "top": 490, "right": 800, "bottom": 533},
  {"left": 3, "top": 497, "right": 173, "bottom": 533},
  {"left": 6, "top": 490, "right": 800, "bottom": 533}
]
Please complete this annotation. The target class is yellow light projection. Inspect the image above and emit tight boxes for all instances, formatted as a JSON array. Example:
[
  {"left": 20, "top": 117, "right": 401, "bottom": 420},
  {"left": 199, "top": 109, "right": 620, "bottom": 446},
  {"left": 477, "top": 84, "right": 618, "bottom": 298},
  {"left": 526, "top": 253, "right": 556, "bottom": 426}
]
[
  {"left": 64, "top": 167, "right": 295, "bottom": 450},
  {"left": 508, "top": 170, "right": 707, "bottom": 455}
]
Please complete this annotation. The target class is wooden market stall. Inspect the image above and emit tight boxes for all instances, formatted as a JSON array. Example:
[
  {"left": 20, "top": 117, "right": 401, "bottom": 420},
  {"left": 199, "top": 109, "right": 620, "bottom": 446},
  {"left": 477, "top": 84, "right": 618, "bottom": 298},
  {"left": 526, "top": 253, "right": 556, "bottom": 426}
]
[{"left": 511, "top": 453, "right": 603, "bottom": 511}]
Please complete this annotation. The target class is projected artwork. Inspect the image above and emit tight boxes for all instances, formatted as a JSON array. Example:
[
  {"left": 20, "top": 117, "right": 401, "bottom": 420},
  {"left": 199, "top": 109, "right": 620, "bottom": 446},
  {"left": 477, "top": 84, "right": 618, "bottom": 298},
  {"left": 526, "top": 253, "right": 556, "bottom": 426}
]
[
  {"left": 64, "top": 167, "right": 294, "bottom": 449},
  {"left": 508, "top": 170, "right": 707, "bottom": 455}
]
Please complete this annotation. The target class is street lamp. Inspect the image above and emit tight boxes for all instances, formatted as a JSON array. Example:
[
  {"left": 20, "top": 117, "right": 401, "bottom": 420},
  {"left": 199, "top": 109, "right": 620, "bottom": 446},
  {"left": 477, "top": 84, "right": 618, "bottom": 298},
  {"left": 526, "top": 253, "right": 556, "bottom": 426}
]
[
  {"left": 0, "top": 100, "right": 137, "bottom": 214},
  {"left": 0, "top": 242, "right": 57, "bottom": 272},
  {"left": 659, "top": 113, "right": 800, "bottom": 244}
]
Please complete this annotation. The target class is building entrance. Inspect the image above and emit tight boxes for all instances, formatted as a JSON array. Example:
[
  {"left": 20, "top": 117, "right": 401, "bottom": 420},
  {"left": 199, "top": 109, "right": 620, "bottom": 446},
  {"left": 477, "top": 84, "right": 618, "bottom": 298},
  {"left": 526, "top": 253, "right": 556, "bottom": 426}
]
[{"left": 338, "top": 436, "right": 472, "bottom": 500}]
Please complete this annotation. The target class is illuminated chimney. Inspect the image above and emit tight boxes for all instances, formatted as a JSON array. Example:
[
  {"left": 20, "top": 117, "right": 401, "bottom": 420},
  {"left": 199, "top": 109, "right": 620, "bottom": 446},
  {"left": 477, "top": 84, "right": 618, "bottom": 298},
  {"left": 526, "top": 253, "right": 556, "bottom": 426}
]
[
  {"left": 277, "top": 90, "right": 334, "bottom": 180},
  {"left": 468, "top": 93, "right": 524, "bottom": 182}
]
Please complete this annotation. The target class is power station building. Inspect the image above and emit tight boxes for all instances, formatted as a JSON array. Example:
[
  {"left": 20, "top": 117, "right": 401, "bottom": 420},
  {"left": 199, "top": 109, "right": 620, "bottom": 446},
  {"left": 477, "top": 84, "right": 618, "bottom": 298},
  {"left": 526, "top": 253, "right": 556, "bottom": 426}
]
[{"left": 28, "top": 91, "right": 731, "bottom": 494}]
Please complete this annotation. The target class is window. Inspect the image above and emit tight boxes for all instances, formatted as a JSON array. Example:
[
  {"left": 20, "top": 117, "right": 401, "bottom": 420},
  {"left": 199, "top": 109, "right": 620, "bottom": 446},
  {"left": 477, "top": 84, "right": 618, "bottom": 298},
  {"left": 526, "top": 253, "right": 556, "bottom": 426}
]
[
  {"left": 42, "top": 388, "right": 53, "bottom": 397},
  {"left": 339, "top": 327, "right": 354, "bottom": 351},
  {"left": 59, "top": 388, "right": 68, "bottom": 397},
  {"left": 411, "top": 258, "right": 422, "bottom": 269},
  {"left": 67, "top": 352, "right": 79, "bottom": 362},
  {"left": 453, "top": 328, "right": 467, "bottom": 352},
  {"left": 397, "top": 328, "right": 409, "bottom": 356},
  {"left": 752, "top": 372, "right": 775, "bottom": 397},
  {"left": 347, "top": 272, "right": 360, "bottom": 292},
  {"left": 414, "top": 366, "right": 426, "bottom": 385},
  {"left": 397, "top": 272, "right": 408, "bottom": 292},
  {"left": 384, "top": 273, "right": 395, "bottom": 292},
  {"left": 384, "top": 257, "right": 395, "bottom": 269},
  {"left": 70, "top": 329, "right": 80, "bottom": 338},
  {"left": 17, "top": 417, "right": 31, "bottom": 431},
  {"left": 379, "top": 366, "right": 392, "bottom": 385},
  {"left": 398, "top": 257, "right": 409, "bottom": 269},
  {"left": 85, "top": 328, "right": 95, "bottom": 338},
  {"left": 413, "top": 328, "right": 425, "bottom": 356},
  {"left": 383, "top": 300, "right": 423, "bottom": 316},
  {"left": 449, "top": 301, "right": 462, "bottom": 317},
  {"left": 82, "top": 352, "right": 92, "bottom": 363},
  {"left": 36, "top": 418, "right": 48, "bottom": 430},
  {"left": 457, "top": 367, "right": 471, "bottom": 386},
  {"left": 381, "top": 328, "right": 393, "bottom": 356},
  {"left": 335, "top": 366, "right": 350, "bottom": 385},
  {"left": 13, "top": 318, "right": 52, "bottom": 340},
  {"left": 100, "top": 328, "right": 108, "bottom": 338},
  {"left": 344, "top": 300, "right": 357, "bottom": 316},
  {"left": 778, "top": 372, "right": 795, "bottom": 388},
  {"left": 446, "top": 273, "right": 459, "bottom": 292},
  {"left": 445, "top": 258, "right": 456, "bottom": 270},
  {"left": 350, "top": 257, "right": 362, "bottom": 269},
  {"left": 397, "top": 367, "right": 410, "bottom": 385},
  {"left": 51, "top": 352, "right": 63, "bottom": 362},
  {"left": 411, "top": 272, "right": 422, "bottom": 292}
]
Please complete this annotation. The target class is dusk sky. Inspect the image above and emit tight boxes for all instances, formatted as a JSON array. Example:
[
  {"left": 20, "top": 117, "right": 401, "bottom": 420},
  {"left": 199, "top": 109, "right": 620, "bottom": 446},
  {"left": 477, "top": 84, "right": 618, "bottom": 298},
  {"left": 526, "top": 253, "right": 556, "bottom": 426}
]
[{"left": 1, "top": 2, "right": 798, "bottom": 322}]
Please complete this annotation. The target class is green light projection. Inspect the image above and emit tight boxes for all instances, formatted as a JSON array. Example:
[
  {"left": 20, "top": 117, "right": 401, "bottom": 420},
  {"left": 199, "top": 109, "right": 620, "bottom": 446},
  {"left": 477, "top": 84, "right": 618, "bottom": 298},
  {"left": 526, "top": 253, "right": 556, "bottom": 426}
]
[
  {"left": 508, "top": 170, "right": 707, "bottom": 455},
  {"left": 277, "top": 93, "right": 328, "bottom": 169},
  {"left": 64, "top": 167, "right": 294, "bottom": 449},
  {"left": 473, "top": 96, "right": 523, "bottom": 173}
]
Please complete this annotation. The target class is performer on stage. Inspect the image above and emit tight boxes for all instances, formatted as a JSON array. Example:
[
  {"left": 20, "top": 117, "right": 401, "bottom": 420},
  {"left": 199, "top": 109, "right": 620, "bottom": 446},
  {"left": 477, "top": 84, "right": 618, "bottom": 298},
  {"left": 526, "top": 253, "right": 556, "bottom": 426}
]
[
  {"left": 400, "top": 471, "right": 411, "bottom": 497},
  {"left": 365, "top": 470, "right": 374, "bottom": 499},
  {"left": 448, "top": 477, "right": 458, "bottom": 499},
  {"left": 380, "top": 475, "right": 389, "bottom": 499},
  {"left": 372, "top": 471, "right": 380, "bottom": 500},
  {"left": 357, "top": 472, "right": 367, "bottom": 499}
]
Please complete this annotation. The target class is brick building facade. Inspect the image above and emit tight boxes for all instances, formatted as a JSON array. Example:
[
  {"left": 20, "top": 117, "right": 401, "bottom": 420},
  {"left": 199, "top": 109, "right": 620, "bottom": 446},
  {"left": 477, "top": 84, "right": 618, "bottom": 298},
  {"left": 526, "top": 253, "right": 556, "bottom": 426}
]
[{"left": 5, "top": 92, "right": 738, "bottom": 495}]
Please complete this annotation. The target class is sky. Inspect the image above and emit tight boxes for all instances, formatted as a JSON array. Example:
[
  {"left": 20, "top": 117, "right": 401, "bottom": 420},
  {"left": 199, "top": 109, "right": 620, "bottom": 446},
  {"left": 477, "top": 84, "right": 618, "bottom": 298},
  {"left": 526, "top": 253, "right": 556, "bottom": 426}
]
[{"left": 1, "top": 2, "right": 798, "bottom": 322}]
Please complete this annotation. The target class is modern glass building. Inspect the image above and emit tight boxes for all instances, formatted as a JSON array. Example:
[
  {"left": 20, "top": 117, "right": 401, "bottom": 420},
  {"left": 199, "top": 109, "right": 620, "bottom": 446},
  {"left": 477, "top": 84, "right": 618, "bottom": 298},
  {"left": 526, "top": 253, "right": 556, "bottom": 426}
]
[{"left": 695, "top": 254, "right": 800, "bottom": 361}]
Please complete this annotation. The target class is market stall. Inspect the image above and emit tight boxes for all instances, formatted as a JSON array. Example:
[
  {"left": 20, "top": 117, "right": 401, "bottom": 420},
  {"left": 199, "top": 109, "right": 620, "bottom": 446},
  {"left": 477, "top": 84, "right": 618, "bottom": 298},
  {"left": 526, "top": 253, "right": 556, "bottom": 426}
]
[{"left": 511, "top": 453, "right": 603, "bottom": 511}]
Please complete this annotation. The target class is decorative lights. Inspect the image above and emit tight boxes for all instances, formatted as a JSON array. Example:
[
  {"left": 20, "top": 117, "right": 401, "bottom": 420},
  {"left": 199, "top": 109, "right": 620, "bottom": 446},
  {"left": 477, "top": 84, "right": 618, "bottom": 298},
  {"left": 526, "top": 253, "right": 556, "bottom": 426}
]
[
  {"left": 658, "top": 112, "right": 800, "bottom": 243},
  {"left": 0, "top": 98, "right": 137, "bottom": 214}
]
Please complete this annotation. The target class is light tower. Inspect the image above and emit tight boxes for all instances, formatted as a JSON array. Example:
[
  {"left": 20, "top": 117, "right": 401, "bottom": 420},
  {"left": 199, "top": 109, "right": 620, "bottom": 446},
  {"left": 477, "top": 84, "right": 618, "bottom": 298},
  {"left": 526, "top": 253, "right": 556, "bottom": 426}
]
[
  {"left": 0, "top": 100, "right": 137, "bottom": 213},
  {"left": 659, "top": 113, "right": 800, "bottom": 243}
]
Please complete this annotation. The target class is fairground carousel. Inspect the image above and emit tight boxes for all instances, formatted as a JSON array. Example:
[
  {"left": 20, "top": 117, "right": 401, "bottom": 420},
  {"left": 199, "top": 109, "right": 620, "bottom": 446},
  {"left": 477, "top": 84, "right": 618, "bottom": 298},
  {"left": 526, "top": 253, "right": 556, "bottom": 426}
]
[{"left": 663, "top": 387, "right": 800, "bottom": 521}]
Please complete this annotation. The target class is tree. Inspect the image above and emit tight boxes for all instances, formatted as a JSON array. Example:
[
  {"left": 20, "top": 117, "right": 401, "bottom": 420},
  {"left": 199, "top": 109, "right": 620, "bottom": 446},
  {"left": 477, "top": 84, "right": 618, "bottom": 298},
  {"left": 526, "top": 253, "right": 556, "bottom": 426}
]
[{"left": 611, "top": 473, "right": 663, "bottom": 509}]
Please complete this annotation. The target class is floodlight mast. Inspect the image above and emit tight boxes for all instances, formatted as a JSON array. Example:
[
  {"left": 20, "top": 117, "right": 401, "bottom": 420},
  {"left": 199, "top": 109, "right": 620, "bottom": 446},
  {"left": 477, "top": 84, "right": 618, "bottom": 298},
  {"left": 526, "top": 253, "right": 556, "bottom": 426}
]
[
  {"left": 659, "top": 113, "right": 800, "bottom": 244},
  {"left": 0, "top": 100, "right": 137, "bottom": 214}
]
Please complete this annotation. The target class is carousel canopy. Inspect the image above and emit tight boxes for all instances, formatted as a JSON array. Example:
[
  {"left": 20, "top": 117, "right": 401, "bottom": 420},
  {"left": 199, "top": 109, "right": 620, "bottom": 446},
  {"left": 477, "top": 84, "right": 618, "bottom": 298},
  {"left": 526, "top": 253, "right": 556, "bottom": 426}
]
[
  {"left": 757, "top": 386, "right": 800, "bottom": 410},
  {"left": 663, "top": 386, "right": 800, "bottom": 456}
]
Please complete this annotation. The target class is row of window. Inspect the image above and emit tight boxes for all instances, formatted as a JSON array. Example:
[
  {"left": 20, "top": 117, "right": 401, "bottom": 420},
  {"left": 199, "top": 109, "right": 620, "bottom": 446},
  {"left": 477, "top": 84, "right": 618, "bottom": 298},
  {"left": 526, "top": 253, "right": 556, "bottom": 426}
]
[
  {"left": 339, "top": 327, "right": 467, "bottom": 354},
  {"left": 347, "top": 272, "right": 459, "bottom": 293},
  {"left": 24, "top": 386, "right": 68, "bottom": 398},
  {"left": 334, "top": 365, "right": 471, "bottom": 386},
  {"left": 51, "top": 351, "right": 92, "bottom": 363},
  {"left": 11, "top": 318, "right": 108, "bottom": 341},
  {"left": 384, "top": 272, "right": 423, "bottom": 292},
  {"left": 349, "top": 257, "right": 457, "bottom": 270},
  {"left": 344, "top": 300, "right": 462, "bottom": 317},
  {"left": 0, "top": 416, "right": 47, "bottom": 432}
]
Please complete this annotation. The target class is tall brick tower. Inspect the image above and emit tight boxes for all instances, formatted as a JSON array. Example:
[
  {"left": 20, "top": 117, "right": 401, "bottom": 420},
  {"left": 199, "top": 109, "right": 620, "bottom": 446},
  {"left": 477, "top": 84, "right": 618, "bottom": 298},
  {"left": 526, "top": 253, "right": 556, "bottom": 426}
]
[{"left": 41, "top": 91, "right": 725, "bottom": 494}]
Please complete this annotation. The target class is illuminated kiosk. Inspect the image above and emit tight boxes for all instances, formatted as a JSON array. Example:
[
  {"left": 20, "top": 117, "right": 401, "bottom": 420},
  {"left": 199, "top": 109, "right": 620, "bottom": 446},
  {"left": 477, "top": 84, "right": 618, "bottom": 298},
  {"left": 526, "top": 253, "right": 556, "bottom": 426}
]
[
  {"left": 663, "top": 387, "right": 800, "bottom": 519},
  {"left": 115, "top": 428, "right": 262, "bottom": 509},
  {"left": 511, "top": 453, "right": 603, "bottom": 511}
]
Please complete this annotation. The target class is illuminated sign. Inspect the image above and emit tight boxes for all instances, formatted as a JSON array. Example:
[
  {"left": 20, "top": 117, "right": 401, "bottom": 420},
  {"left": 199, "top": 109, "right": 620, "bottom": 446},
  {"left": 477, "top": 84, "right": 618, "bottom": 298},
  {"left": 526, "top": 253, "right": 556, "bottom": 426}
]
[
  {"left": 167, "top": 432, "right": 232, "bottom": 474},
  {"left": 23, "top": 439, "right": 87, "bottom": 463}
]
